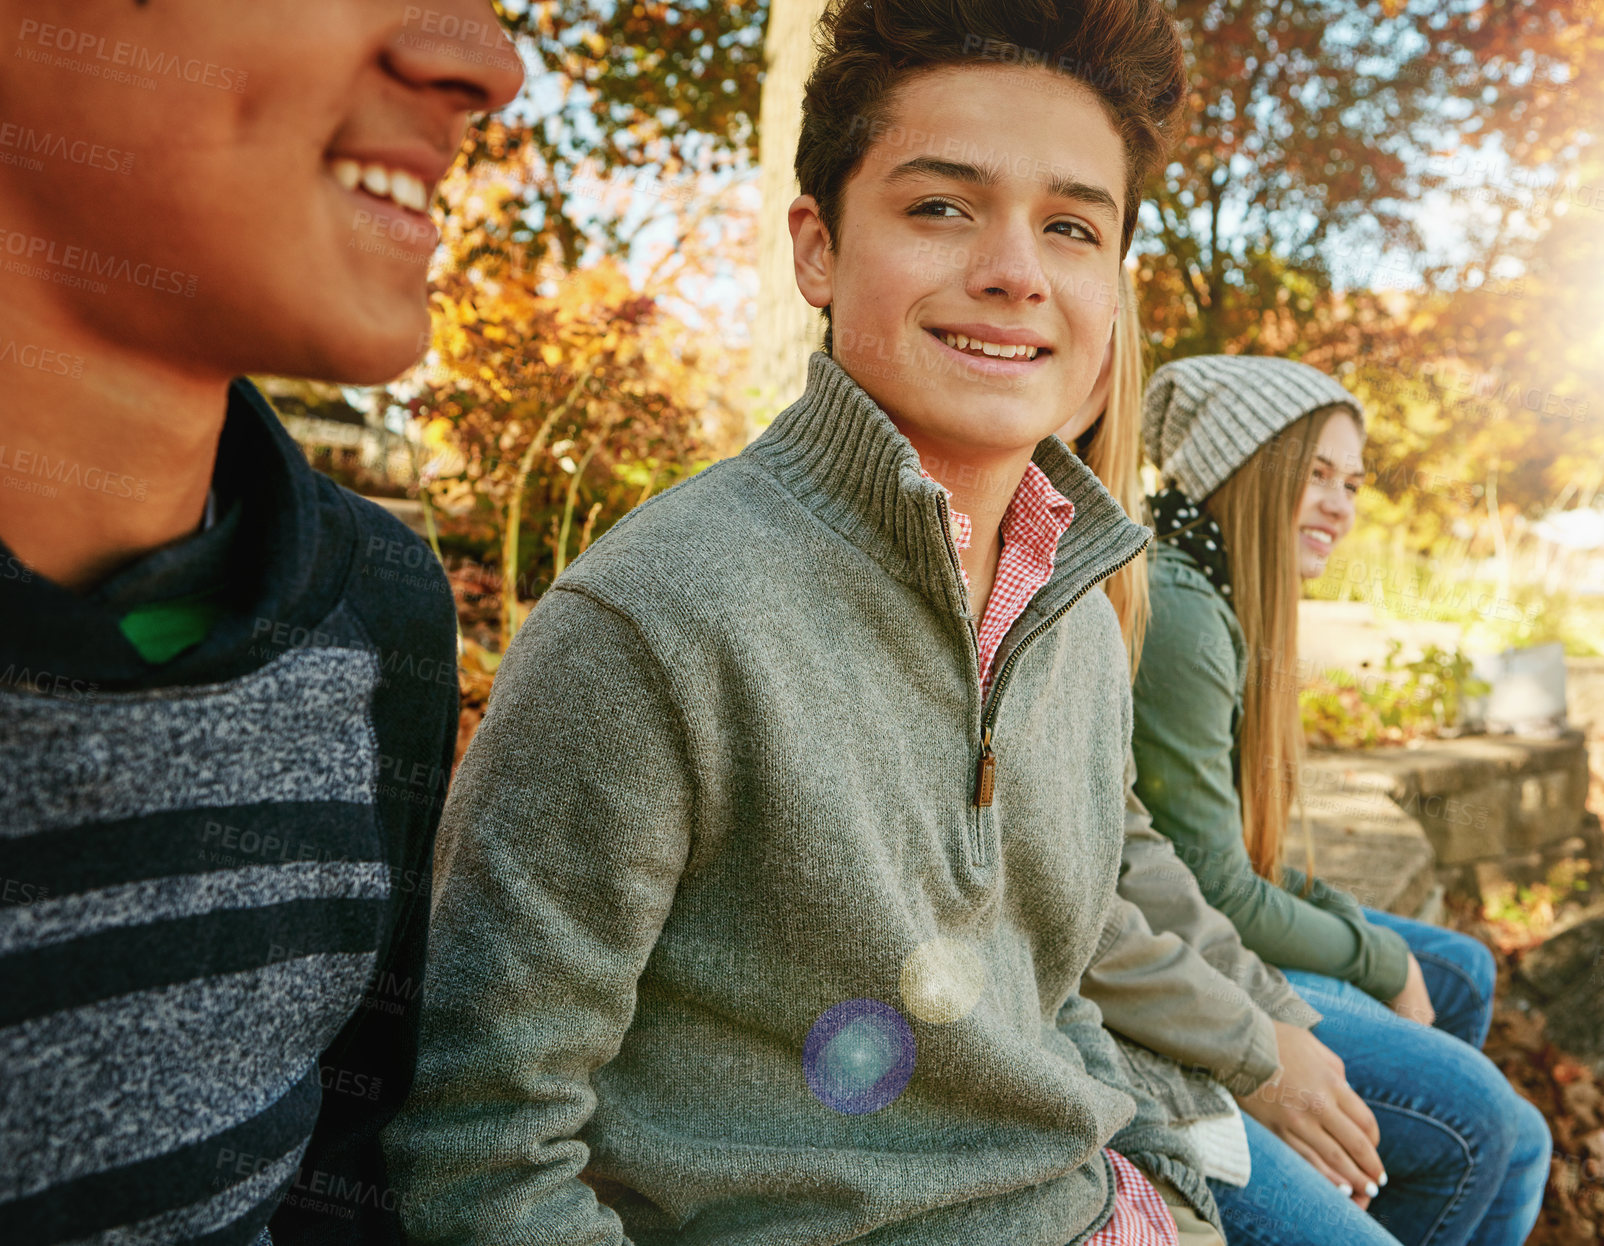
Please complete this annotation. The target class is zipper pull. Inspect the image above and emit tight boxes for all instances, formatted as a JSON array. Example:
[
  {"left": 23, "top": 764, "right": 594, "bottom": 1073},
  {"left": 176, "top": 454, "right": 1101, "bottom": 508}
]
[{"left": 974, "top": 725, "right": 995, "bottom": 808}]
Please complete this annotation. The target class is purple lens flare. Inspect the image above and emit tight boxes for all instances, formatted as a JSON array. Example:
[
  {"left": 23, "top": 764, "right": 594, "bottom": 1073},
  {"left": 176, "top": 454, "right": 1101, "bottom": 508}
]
[{"left": 802, "top": 998, "right": 916, "bottom": 1115}]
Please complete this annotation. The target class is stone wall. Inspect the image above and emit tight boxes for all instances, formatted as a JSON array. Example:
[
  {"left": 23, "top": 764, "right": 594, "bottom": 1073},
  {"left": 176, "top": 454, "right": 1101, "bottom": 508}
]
[
  {"left": 1569, "top": 656, "right": 1604, "bottom": 815},
  {"left": 1291, "top": 604, "right": 1602, "bottom": 910},
  {"left": 1300, "top": 729, "right": 1594, "bottom": 905},
  {"left": 1383, "top": 733, "right": 1587, "bottom": 866}
]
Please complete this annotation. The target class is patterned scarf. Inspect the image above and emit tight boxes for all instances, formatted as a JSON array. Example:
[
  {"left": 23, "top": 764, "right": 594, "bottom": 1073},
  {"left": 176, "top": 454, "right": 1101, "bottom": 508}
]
[{"left": 1148, "top": 487, "right": 1232, "bottom": 602}]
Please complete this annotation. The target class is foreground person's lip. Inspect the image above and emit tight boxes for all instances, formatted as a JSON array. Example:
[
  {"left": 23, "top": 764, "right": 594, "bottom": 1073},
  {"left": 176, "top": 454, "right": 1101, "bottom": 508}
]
[
  {"left": 926, "top": 326, "right": 1052, "bottom": 363},
  {"left": 323, "top": 146, "right": 452, "bottom": 219}
]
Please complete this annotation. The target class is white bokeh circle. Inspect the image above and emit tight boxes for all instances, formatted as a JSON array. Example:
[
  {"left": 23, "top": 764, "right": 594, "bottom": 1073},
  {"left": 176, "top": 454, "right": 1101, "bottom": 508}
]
[{"left": 899, "top": 937, "right": 986, "bottom": 1025}]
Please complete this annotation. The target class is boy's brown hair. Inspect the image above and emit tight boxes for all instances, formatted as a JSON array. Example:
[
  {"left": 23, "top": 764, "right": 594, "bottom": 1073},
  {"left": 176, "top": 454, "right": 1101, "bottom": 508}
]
[{"left": 797, "top": 0, "right": 1186, "bottom": 262}]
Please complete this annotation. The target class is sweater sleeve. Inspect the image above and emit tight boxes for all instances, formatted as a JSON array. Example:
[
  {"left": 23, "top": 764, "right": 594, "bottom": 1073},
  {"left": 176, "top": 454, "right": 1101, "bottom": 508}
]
[
  {"left": 383, "top": 587, "right": 694, "bottom": 1246},
  {"left": 1118, "top": 766, "right": 1320, "bottom": 1035},
  {"left": 1056, "top": 984, "right": 1223, "bottom": 1238},
  {"left": 1131, "top": 572, "right": 1410, "bottom": 1002},
  {"left": 1278, "top": 865, "right": 1374, "bottom": 922},
  {"left": 271, "top": 502, "right": 461, "bottom": 1246},
  {"left": 270, "top": 704, "right": 454, "bottom": 1245}
]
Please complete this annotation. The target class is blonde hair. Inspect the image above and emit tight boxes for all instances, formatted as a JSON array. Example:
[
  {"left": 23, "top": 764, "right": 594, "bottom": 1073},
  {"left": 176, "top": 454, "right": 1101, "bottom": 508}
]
[
  {"left": 1201, "top": 406, "right": 1341, "bottom": 881},
  {"left": 1077, "top": 267, "right": 1150, "bottom": 675}
]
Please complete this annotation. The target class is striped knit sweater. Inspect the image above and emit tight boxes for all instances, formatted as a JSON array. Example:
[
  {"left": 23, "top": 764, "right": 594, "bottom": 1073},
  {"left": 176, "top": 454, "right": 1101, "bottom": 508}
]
[{"left": 0, "top": 381, "right": 459, "bottom": 1244}]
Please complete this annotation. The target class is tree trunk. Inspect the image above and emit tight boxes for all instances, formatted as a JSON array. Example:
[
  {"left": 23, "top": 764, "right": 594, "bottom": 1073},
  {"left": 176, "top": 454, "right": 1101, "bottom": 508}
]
[{"left": 748, "top": 0, "right": 830, "bottom": 441}]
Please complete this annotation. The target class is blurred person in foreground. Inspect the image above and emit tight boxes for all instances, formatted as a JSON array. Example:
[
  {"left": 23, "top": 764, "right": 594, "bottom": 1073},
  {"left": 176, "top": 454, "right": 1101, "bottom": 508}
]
[{"left": 0, "top": 2, "right": 523, "bottom": 1241}]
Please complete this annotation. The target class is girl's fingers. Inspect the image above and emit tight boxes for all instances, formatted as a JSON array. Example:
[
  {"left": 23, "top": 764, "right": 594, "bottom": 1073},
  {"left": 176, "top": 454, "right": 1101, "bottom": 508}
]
[
  {"left": 1335, "top": 1080, "right": 1383, "bottom": 1151},
  {"left": 1292, "top": 1116, "right": 1370, "bottom": 1199},
  {"left": 1323, "top": 1106, "right": 1385, "bottom": 1189},
  {"left": 1283, "top": 1133, "right": 1354, "bottom": 1198}
]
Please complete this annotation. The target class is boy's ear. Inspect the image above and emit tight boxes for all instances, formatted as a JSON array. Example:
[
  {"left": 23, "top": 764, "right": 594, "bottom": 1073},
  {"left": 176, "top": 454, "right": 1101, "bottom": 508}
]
[{"left": 788, "top": 194, "right": 834, "bottom": 312}]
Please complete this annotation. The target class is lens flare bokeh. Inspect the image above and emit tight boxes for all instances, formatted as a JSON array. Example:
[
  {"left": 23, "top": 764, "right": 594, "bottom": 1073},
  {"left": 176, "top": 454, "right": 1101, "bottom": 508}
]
[{"left": 802, "top": 998, "right": 916, "bottom": 1115}]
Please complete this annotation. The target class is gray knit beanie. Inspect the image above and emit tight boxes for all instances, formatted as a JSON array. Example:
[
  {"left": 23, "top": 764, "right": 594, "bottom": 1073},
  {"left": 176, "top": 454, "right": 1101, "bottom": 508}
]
[{"left": 1142, "top": 355, "right": 1365, "bottom": 501}]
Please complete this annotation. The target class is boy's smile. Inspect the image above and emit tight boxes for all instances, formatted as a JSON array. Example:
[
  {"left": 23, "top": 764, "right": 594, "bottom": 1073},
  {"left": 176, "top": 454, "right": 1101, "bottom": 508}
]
[
  {"left": 0, "top": 0, "right": 523, "bottom": 385},
  {"left": 926, "top": 324, "right": 1049, "bottom": 367},
  {"left": 329, "top": 154, "right": 437, "bottom": 216},
  {"left": 323, "top": 143, "right": 457, "bottom": 259},
  {"left": 791, "top": 63, "right": 1127, "bottom": 489}
]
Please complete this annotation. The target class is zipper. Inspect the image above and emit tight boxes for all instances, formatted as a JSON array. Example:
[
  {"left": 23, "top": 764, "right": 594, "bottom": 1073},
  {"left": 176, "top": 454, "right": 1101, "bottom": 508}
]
[
  {"left": 935, "top": 483, "right": 1151, "bottom": 815},
  {"left": 970, "top": 535, "right": 1151, "bottom": 808},
  {"left": 934, "top": 490, "right": 982, "bottom": 681},
  {"left": 934, "top": 489, "right": 988, "bottom": 865},
  {"left": 974, "top": 725, "right": 996, "bottom": 807}
]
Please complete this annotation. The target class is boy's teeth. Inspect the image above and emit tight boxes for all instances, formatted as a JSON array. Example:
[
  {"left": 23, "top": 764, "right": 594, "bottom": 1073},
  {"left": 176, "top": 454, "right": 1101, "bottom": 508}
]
[
  {"left": 331, "top": 158, "right": 430, "bottom": 212},
  {"left": 938, "top": 331, "right": 1038, "bottom": 360},
  {"left": 390, "top": 171, "right": 428, "bottom": 212}
]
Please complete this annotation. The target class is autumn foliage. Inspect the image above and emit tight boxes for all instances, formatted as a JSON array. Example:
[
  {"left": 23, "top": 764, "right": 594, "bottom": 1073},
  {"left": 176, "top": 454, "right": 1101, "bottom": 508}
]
[{"left": 408, "top": 147, "right": 748, "bottom": 649}]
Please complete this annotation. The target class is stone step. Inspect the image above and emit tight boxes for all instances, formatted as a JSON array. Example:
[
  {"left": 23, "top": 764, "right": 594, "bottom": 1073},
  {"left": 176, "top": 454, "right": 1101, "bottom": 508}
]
[{"left": 1295, "top": 731, "right": 1592, "bottom": 905}]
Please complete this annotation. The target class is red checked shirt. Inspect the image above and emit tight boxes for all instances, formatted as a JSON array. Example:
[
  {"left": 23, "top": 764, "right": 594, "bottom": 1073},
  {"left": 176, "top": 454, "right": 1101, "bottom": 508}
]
[
  {"left": 921, "top": 460, "right": 1077, "bottom": 699},
  {"left": 1096, "top": 1151, "right": 1184, "bottom": 1246},
  {"left": 923, "top": 461, "right": 1180, "bottom": 1246}
]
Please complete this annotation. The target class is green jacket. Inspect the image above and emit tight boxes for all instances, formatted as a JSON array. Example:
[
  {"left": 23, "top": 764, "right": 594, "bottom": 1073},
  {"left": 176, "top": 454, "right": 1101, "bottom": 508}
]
[
  {"left": 385, "top": 353, "right": 1219, "bottom": 1245},
  {"left": 1131, "top": 541, "right": 1410, "bottom": 1001},
  {"left": 1089, "top": 777, "right": 1321, "bottom": 1129}
]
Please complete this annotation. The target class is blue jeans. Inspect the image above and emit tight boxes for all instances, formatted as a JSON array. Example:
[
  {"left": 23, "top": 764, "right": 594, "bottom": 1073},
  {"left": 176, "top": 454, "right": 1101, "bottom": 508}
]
[
  {"left": 1211, "top": 1111, "right": 1408, "bottom": 1245},
  {"left": 1213, "top": 909, "right": 1549, "bottom": 1246}
]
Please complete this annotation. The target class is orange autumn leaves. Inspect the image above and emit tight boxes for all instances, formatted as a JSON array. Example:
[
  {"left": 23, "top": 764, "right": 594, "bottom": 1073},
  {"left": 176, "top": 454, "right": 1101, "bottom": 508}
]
[{"left": 412, "top": 255, "right": 710, "bottom": 645}]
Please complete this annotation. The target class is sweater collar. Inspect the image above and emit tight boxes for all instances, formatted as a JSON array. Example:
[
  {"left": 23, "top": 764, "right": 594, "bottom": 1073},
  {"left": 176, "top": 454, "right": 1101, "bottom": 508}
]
[
  {"left": 744, "top": 352, "right": 1151, "bottom": 622},
  {"left": 0, "top": 379, "right": 341, "bottom": 690}
]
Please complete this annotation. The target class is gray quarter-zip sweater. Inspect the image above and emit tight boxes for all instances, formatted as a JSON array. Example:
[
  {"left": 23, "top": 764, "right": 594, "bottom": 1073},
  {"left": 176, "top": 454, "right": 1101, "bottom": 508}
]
[{"left": 385, "top": 353, "right": 1216, "bottom": 1245}]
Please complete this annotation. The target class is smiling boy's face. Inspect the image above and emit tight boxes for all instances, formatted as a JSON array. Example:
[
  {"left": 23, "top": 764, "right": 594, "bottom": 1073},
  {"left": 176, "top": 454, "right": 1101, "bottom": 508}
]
[
  {"left": 792, "top": 63, "right": 1127, "bottom": 472},
  {"left": 0, "top": 0, "right": 522, "bottom": 384}
]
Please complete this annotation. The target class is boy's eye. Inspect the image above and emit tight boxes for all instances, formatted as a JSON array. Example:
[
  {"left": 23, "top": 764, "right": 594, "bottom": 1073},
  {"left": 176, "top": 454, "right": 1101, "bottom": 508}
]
[
  {"left": 1048, "top": 219, "right": 1100, "bottom": 244},
  {"left": 908, "top": 198, "right": 965, "bottom": 219}
]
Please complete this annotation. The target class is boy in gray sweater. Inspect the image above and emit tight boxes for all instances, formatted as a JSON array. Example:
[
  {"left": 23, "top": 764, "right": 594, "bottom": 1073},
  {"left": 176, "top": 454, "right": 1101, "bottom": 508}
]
[{"left": 388, "top": 2, "right": 1231, "bottom": 1242}]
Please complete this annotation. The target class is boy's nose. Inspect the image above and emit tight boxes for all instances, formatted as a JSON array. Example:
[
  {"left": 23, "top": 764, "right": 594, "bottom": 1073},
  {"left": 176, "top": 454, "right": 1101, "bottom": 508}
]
[
  {"left": 966, "top": 221, "right": 1050, "bottom": 304},
  {"left": 386, "top": 2, "right": 526, "bottom": 111}
]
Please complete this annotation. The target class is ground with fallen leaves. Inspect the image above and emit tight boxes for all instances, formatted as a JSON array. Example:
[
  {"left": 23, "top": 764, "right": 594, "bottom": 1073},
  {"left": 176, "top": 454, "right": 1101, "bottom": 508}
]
[{"left": 1446, "top": 873, "right": 1604, "bottom": 1245}]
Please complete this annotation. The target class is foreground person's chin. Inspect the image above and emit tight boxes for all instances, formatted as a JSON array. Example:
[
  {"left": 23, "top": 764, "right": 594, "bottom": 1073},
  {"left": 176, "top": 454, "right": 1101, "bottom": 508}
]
[{"left": 309, "top": 331, "right": 430, "bottom": 386}]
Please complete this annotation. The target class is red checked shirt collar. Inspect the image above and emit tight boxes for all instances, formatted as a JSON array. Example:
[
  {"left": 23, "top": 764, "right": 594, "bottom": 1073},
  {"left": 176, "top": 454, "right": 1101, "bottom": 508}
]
[{"left": 920, "top": 460, "right": 1076, "bottom": 699}]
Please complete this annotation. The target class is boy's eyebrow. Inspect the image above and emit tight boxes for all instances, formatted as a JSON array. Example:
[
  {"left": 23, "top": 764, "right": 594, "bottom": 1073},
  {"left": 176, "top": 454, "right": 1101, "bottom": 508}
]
[{"left": 883, "top": 156, "right": 1120, "bottom": 219}]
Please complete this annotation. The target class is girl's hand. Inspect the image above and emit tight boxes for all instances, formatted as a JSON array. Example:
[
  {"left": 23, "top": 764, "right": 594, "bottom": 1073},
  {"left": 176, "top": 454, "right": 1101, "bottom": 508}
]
[
  {"left": 1237, "top": 1021, "right": 1386, "bottom": 1207},
  {"left": 1389, "top": 953, "right": 1435, "bottom": 1027}
]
